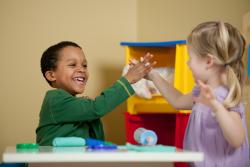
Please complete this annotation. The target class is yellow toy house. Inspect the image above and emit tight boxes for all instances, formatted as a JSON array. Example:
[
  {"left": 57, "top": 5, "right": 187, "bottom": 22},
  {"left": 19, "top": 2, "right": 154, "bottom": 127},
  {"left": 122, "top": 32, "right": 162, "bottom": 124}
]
[{"left": 120, "top": 40, "right": 195, "bottom": 153}]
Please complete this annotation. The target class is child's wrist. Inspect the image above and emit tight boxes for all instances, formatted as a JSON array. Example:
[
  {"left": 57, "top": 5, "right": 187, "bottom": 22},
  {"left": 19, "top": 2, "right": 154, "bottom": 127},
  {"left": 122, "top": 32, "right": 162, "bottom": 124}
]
[
  {"left": 124, "top": 75, "right": 133, "bottom": 84},
  {"left": 210, "top": 99, "right": 222, "bottom": 113},
  {"left": 148, "top": 70, "right": 158, "bottom": 81}
]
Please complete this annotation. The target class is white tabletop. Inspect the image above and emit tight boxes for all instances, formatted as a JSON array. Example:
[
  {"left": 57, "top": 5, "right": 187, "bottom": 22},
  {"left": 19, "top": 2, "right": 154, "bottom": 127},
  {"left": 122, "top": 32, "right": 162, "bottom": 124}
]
[{"left": 3, "top": 146, "right": 203, "bottom": 163}]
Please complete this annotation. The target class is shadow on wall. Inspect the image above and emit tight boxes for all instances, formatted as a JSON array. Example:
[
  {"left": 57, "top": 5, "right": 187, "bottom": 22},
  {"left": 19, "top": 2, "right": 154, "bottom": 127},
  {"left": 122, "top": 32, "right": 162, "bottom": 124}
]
[{"left": 99, "top": 64, "right": 126, "bottom": 145}]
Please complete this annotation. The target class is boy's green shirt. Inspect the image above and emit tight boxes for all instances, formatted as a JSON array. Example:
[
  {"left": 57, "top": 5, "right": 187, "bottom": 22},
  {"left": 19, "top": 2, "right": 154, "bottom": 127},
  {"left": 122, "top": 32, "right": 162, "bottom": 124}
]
[{"left": 36, "top": 77, "right": 134, "bottom": 146}]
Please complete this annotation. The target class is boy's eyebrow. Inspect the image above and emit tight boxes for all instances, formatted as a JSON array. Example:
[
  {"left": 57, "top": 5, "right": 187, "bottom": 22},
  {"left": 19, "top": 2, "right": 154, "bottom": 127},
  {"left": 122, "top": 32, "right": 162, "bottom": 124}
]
[
  {"left": 65, "top": 58, "right": 87, "bottom": 64},
  {"left": 64, "top": 58, "right": 76, "bottom": 63},
  {"left": 65, "top": 58, "right": 76, "bottom": 61}
]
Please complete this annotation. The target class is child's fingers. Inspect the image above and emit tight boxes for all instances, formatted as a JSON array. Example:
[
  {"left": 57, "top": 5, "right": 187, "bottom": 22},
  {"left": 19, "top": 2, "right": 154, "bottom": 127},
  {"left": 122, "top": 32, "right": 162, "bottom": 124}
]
[
  {"left": 143, "top": 63, "right": 156, "bottom": 74},
  {"left": 144, "top": 67, "right": 154, "bottom": 74},
  {"left": 151, "top": 61, "right": 157, "bottom": 67},
  {"left": 141, "top": 53, "right": 153, "bottom": 63},
  {"left": 132, "top": 58, "right": 156, "bottom": 75},
  {"left": 197, "top": 80, "right": 209, "bottom": 92},
  {"left": 197, "top": 80, "right": 206, "bottom": 88},
  {"left": 197, "top": 80, "right": 214, "bottom": 100},
  {"left": 198, "top": 80, "right": 211, "bottom": 94},
  {"left": 140, "top": 56, "right": 144, "bottom": 62},
  {"left": 145, "top": 53, "right": 154, "bottom": 62},
  {"left": 143, "top": 61, "right": 157, "bottom": 73},
  {"left": 129, "top": 59, "right": 138, "bottom": 64},
  {"left": 144, "top": 62, "right": 150, "bottom": 67},
  {"left": 129, "top": 59, "right": 138, "bottom": 67}
]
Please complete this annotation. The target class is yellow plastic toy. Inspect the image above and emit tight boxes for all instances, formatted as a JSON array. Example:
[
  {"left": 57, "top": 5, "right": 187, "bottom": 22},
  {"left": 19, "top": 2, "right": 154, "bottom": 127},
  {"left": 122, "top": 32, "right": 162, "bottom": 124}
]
[{"left": 121, "top": 40, "right": 195, "bottom": 114}]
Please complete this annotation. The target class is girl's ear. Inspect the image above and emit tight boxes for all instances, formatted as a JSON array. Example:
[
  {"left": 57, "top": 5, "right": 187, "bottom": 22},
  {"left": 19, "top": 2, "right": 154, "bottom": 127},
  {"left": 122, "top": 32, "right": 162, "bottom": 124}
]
[
  {"left": 206, "top": 54, "right": 215, "bottom": 68},
  {"left": 45, "top": 71, "right": 56, "bottom": 82}
]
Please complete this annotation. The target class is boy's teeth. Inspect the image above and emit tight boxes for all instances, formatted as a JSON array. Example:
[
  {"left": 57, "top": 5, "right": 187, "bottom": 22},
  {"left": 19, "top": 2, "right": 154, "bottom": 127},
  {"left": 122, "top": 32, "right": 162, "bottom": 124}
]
[{"left": 75, "top": 77, "right": 84, "bottom": 81}]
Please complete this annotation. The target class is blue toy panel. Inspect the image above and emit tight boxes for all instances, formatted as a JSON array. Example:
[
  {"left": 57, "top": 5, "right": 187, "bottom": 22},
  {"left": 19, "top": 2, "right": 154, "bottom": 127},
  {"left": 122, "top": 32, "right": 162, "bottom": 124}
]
[{"left": 120, "top": 40, "right": 186, "bottom": 47}]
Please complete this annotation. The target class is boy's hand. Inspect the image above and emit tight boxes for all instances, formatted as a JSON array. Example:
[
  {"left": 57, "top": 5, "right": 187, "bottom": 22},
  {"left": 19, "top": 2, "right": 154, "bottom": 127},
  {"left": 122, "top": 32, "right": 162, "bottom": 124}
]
[{"left": 124, "top": 53, "right": 156, "bottom": 84}]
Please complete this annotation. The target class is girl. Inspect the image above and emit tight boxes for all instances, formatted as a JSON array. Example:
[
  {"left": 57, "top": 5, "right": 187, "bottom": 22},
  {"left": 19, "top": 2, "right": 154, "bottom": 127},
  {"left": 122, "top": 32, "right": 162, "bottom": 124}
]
[{"left": 148, "top": 21, "right": 249, "bottom": 166}]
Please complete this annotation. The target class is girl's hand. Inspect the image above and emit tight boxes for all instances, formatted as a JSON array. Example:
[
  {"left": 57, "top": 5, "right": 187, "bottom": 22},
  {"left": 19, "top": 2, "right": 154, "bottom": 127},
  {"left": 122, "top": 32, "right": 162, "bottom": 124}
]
[
  {"left": 194, "top": 80, "right": 217, "bottom": 108},
  {"left": 146, "top": 69, "right": 158, "bottom": 81}
]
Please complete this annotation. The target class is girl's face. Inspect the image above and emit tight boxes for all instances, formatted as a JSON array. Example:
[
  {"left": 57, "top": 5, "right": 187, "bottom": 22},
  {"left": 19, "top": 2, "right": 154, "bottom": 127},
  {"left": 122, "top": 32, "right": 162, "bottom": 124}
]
[
  {"left": 51, "top": 46, "right": 89, "bottom": 95},
  {"left": 187, "top": 46, "right": 208, "bottom": 83}
]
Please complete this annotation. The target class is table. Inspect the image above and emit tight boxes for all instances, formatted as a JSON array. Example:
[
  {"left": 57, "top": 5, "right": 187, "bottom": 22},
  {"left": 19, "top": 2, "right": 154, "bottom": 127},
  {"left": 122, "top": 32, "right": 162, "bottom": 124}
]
[{"left": 3, "top": 146, "right": 204, "bottom": 167}]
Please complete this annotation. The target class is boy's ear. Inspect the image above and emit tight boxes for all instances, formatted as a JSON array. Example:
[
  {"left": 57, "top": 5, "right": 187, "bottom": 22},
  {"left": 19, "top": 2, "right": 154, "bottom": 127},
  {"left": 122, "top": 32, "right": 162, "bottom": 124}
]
[{"left": 45, "top": 71, "right": 56, "bottom": 82}]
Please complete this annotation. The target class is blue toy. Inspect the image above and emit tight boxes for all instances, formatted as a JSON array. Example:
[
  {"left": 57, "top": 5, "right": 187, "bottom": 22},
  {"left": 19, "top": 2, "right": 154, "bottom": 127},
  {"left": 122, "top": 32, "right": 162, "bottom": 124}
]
[{"left": 134, "top": 128, "right": 158, "bottom": 146}]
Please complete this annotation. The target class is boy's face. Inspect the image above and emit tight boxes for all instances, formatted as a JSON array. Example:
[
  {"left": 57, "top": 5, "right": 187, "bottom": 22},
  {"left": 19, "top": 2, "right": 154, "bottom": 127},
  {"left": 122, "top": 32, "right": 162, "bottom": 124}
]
[{"left": 50, "top": 46, "right": 89, "bottom": 95}]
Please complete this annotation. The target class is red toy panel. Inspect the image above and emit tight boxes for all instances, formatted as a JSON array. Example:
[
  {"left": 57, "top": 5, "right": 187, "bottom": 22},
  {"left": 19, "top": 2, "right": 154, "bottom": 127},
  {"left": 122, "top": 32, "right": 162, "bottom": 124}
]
[{"left": 125, "top": 112, "right": 176, "bottom": 146}]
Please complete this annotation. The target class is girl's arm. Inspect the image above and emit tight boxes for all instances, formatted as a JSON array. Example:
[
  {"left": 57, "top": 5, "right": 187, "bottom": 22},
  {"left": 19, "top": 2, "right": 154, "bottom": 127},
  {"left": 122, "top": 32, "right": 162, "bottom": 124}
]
[
  {"left": 148, "top": 70, "right": 193, "bottom": 110},
  {"left": 212, "top": 100, "right": 244, "bottom": 148},
  {"left": 195, "top": 80, "right": 244, "bottom": 148}
]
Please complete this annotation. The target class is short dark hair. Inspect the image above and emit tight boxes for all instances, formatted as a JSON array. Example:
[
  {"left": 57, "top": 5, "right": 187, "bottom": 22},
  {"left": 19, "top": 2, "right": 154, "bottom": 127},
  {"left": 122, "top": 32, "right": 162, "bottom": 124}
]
[{"left": 40, "top": 41, "right": 82, "bottom": 86}]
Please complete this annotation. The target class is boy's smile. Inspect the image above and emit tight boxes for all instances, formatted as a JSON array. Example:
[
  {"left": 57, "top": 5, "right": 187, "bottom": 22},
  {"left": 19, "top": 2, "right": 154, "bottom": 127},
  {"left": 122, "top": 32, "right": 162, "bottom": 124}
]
[
  {"left": 49, "top": 46, "right": 89, "bottom": 95},
  {"left": 73, "top": 76, "right": 86, "bottom": 85}
]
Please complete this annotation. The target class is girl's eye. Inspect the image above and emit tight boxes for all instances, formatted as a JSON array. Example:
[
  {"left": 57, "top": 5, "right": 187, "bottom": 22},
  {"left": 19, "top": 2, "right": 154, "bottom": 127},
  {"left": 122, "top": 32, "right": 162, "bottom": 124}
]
[{"left": 83, "top": 64, "right": 88, "bottom": 68}]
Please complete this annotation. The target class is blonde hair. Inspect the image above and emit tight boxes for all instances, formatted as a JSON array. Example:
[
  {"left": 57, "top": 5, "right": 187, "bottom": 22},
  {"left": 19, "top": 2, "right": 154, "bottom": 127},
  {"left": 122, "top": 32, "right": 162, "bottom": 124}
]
[{"left": 187, "top": 21, "right": 246, "bottom": 108}]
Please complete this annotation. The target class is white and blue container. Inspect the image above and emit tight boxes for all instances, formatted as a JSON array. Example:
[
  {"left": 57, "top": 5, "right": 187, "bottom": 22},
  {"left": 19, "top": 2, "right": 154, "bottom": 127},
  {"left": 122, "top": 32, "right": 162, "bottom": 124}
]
[{"left": 134, "top": 128, "right": 158, "bottom": 146}]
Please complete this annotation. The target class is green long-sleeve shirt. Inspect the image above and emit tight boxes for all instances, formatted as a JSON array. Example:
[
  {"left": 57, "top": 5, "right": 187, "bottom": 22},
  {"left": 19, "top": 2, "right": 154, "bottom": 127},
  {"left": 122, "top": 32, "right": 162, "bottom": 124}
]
[{"left": 36, "top": 77, "right": 134, "bottom": 146}]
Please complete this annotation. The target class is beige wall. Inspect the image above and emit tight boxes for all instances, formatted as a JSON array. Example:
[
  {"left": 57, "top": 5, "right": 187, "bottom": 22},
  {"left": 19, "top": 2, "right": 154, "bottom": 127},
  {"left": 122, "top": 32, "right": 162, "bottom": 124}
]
[
  {"left": 0, "top": 0, "right": 137, "bottom": 158},
  {"left": 137, "top": 0, "right": 250, "bottom": 41},
  {"left": 0, "top": 0, "right": 250, "bottom": 160}
]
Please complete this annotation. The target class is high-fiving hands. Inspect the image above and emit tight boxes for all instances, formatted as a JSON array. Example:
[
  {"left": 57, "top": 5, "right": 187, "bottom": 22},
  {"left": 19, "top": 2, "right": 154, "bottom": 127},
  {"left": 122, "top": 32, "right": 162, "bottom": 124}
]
[{"left": 124, "top": 53, "right": 156, "bottom": 84}]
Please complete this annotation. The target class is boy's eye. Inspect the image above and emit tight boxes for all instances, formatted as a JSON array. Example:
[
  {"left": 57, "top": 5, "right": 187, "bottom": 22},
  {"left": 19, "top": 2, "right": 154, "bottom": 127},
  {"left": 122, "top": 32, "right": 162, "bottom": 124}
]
[{"left": 69, "top": 64, "right": 76, "bottom": 67}]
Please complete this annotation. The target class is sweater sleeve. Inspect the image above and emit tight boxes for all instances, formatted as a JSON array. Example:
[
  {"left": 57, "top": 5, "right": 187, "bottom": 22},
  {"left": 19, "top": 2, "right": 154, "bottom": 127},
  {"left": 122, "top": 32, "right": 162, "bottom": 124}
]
[{"left": 45, "top": 77, "right": 134, "bottom": 123}]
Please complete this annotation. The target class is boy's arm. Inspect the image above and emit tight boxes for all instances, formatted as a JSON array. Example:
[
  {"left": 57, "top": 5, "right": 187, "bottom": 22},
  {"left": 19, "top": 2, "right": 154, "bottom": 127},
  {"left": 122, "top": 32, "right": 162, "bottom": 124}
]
[
  {"left": 149, "top": 70, "right": 193, "bottom": 110},
  {"left": 49, "top": 77, "right": 134, "bottom": 123},
  {"left": 45, "top": 53, "right": 154, "bottom": 124}
]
